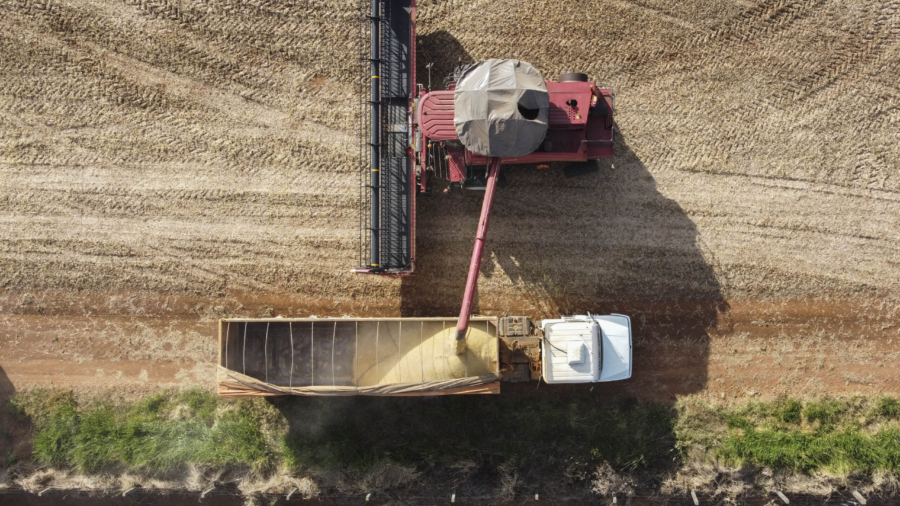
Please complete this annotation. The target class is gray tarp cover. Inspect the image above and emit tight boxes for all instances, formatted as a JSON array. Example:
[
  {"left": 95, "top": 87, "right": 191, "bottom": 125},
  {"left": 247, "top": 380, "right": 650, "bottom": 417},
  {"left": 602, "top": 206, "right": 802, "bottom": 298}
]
[{"left": 454, "top": 59, "right": 549, "bottom": 158}]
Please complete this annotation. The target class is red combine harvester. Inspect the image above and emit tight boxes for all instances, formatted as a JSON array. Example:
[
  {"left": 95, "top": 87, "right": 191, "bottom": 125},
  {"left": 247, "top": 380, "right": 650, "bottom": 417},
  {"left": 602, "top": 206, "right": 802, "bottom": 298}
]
[
  {"left": 352, "top": 0, "right": 615, "bottom": 341},
  {"left": 214, "top": 1, "right": 629, "bottom": 398}
]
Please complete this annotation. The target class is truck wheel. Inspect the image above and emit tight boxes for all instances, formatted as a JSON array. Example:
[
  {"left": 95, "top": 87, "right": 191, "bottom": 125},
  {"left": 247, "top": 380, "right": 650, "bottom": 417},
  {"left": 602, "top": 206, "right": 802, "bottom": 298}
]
[{"left": 559, "top": 72, "right": 588, "bottom": 82}]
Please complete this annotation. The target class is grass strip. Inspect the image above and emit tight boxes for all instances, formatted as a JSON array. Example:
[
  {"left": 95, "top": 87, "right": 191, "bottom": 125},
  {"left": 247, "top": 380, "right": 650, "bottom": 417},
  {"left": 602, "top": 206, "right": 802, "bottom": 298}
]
[
  {"left": 677, "top": 396, "right": 900, "bottom": 475},
  {"left": 9, "top": 390, "right": 900, "bottom": 483},
  {"left": 16, "top": 389, "right": 271, "bottom": 472}
]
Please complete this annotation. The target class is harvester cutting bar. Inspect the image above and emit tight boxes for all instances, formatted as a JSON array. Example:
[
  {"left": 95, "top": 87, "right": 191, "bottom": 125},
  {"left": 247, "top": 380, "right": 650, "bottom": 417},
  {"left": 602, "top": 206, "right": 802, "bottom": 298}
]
[
  {"left": 357, "top": 0, "right": 414, "bottom": 275},
  {"left": 456, "top": 157, "right": 502, "bottom": 341},
  {"left": 368, "top": 0, "right": 380, "bottom": 268},
  {"left": 379, "top": 0, "right": 413, "bottom": 272}
]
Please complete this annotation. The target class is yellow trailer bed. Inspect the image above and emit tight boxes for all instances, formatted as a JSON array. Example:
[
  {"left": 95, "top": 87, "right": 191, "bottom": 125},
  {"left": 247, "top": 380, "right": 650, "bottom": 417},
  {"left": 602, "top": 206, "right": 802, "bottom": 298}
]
[{"left": 217, "top": 317, "right": 499, "bottom": 397}]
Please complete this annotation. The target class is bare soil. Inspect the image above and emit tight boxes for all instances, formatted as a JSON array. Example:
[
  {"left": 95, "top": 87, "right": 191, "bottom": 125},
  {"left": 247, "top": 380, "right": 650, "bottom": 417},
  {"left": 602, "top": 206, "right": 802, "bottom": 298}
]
[{"left": 1, "top": 0, "right": 899, "bottom": 403}]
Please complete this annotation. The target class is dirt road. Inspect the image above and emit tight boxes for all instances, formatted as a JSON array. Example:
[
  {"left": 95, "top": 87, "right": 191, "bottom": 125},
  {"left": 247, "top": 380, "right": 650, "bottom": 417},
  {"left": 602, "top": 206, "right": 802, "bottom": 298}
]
[{"left": 1, "top": 0, "right": 898, "bottom": 401}]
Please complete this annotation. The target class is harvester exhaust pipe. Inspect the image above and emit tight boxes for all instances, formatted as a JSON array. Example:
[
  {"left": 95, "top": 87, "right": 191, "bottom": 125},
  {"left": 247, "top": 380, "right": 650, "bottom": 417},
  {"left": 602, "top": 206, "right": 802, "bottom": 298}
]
[{"left": 456, "top": 157, "right": 502, "bottom": 345}]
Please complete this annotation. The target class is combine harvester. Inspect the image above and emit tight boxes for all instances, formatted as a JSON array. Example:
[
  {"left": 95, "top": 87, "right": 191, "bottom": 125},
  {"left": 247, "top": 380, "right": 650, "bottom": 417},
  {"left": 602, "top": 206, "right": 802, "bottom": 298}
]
[{"left": 217, "top": 0, "right": 630, "bottom": 397}]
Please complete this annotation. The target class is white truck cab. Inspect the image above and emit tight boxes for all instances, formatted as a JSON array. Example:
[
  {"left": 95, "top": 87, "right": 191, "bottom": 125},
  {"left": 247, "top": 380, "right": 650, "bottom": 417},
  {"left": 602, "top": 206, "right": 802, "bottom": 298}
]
[{"left": 539, "top": 314, "right": 632, "bottom": 383}]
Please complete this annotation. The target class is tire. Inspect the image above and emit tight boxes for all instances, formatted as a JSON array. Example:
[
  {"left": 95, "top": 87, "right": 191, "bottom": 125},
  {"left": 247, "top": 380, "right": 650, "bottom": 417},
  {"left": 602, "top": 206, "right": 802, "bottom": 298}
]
[{"left": 559, "top": 72, "right": 589, "bottom": 82}]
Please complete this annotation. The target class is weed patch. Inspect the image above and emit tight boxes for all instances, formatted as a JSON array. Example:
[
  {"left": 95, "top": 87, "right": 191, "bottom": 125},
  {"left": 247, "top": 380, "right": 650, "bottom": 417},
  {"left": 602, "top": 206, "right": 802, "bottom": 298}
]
[
  {"left": 21, "top": 389, "right": 272, "bottom": 473},
  {"left": 705, "top": 397, "right": 900, "bottom": 475},
  {"left": 875, "top": 397, "right": 900, "bottom": 419}
]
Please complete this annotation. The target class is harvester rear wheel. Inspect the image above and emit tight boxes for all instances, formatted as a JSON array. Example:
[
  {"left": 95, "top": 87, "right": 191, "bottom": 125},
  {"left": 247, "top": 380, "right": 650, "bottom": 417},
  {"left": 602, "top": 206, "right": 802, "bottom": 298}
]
[{"left": 559, "top": 72, "right": 588, "bottom": 82}]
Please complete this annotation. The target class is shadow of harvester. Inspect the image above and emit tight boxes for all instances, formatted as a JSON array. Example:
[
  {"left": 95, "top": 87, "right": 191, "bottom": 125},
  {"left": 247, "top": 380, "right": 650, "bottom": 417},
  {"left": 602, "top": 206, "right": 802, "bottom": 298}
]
[
  {"left": 400, "top": 130, "right": 729, "bottom": 400},
  {"left": 407, "top": 32, "right": 727, "bottom": 399},
  {"left": 270, "top": 392, "right": 676, "bottom": 497},
  {"left": 0, "top": 365, "right": 31, "bottom": 468}
]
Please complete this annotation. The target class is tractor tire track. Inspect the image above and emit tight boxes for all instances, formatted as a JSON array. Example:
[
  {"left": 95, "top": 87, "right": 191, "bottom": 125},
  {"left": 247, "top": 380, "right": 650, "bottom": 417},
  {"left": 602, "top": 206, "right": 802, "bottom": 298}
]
[
  {"left": 785, "top": 0, "right": 900, "bottom": 102},
  {"left": 697, "top": 0, "right": 827, "bottom": 45}
]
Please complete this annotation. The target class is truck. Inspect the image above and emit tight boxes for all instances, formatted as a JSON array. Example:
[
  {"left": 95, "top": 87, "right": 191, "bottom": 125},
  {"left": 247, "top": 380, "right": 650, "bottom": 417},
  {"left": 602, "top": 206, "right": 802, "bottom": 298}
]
[{"left": 217, "top": 314, "right": 631, "bottom": 396}]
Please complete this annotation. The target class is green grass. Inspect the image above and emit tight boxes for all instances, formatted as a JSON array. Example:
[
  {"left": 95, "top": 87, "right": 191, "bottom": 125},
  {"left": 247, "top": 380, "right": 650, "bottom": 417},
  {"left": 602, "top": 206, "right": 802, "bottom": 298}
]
[
  {"left": 32, "top": 403, "right": 80, "bottom": 467},
  {"left": 875, "top": 397, "right": 900, "bottom": 418},
  {"left": 802, "top": 398, "right": 847, "bottom": 430},
  {"left": 12, "top": 390, "right": 900, "bottom": 487},
  {"left": 19, "top": 389, "right": 272, "bottom": 472},
  {"left": 692, "top": 397, "right": 900, "bottom": 475},
  {"left": 15, "top": 389, "right": 677, "bottom": 488},
  {"left": 724, "top": 427, "right": 900, "bottom": 474}
]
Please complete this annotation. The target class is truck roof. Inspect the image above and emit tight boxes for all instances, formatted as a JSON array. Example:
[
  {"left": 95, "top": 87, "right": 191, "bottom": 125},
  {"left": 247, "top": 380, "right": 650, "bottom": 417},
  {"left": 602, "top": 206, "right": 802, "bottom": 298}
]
[{"left": 541, "top": 315, "right": 632, "bottom": 384}]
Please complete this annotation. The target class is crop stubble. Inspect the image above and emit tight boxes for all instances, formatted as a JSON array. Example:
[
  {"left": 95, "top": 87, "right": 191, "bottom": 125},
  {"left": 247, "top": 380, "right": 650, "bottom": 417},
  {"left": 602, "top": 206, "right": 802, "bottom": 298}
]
[{"left": 0, "top": 0, "right": 898, "bottom": 399}]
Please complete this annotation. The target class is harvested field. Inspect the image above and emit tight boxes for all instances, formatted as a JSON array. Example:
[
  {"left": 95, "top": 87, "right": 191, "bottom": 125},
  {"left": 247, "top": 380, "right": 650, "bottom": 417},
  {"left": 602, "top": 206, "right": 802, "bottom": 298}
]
[{"left": 0, "top": 0, "right": 899, "bottom": 406}]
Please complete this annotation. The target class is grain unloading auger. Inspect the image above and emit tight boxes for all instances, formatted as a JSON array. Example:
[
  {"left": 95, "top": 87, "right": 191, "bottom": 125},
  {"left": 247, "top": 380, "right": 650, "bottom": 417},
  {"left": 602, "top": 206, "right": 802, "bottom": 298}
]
[
  {"left": 439, "top": 59, "right": 618, "bottom": 343},
  {"left": 215, "top": 0, "right": 630, "bottom": 397}
]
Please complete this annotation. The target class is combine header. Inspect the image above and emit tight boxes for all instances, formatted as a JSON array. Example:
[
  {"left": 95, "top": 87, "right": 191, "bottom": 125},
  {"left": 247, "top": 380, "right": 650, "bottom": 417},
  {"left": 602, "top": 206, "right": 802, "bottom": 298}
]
[
  {"left": 356, "top": 0, "right": 415, "bottom": 275},
  {"left": 215, "top": 1, "right": 629, "bottom": 397}
]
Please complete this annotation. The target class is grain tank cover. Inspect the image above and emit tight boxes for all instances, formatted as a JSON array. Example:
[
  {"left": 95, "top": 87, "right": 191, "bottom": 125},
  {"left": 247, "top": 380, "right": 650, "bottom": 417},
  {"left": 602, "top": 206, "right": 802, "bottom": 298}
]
[{"left": 454, "top": 59, "right": 549, "bottom": 158}]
